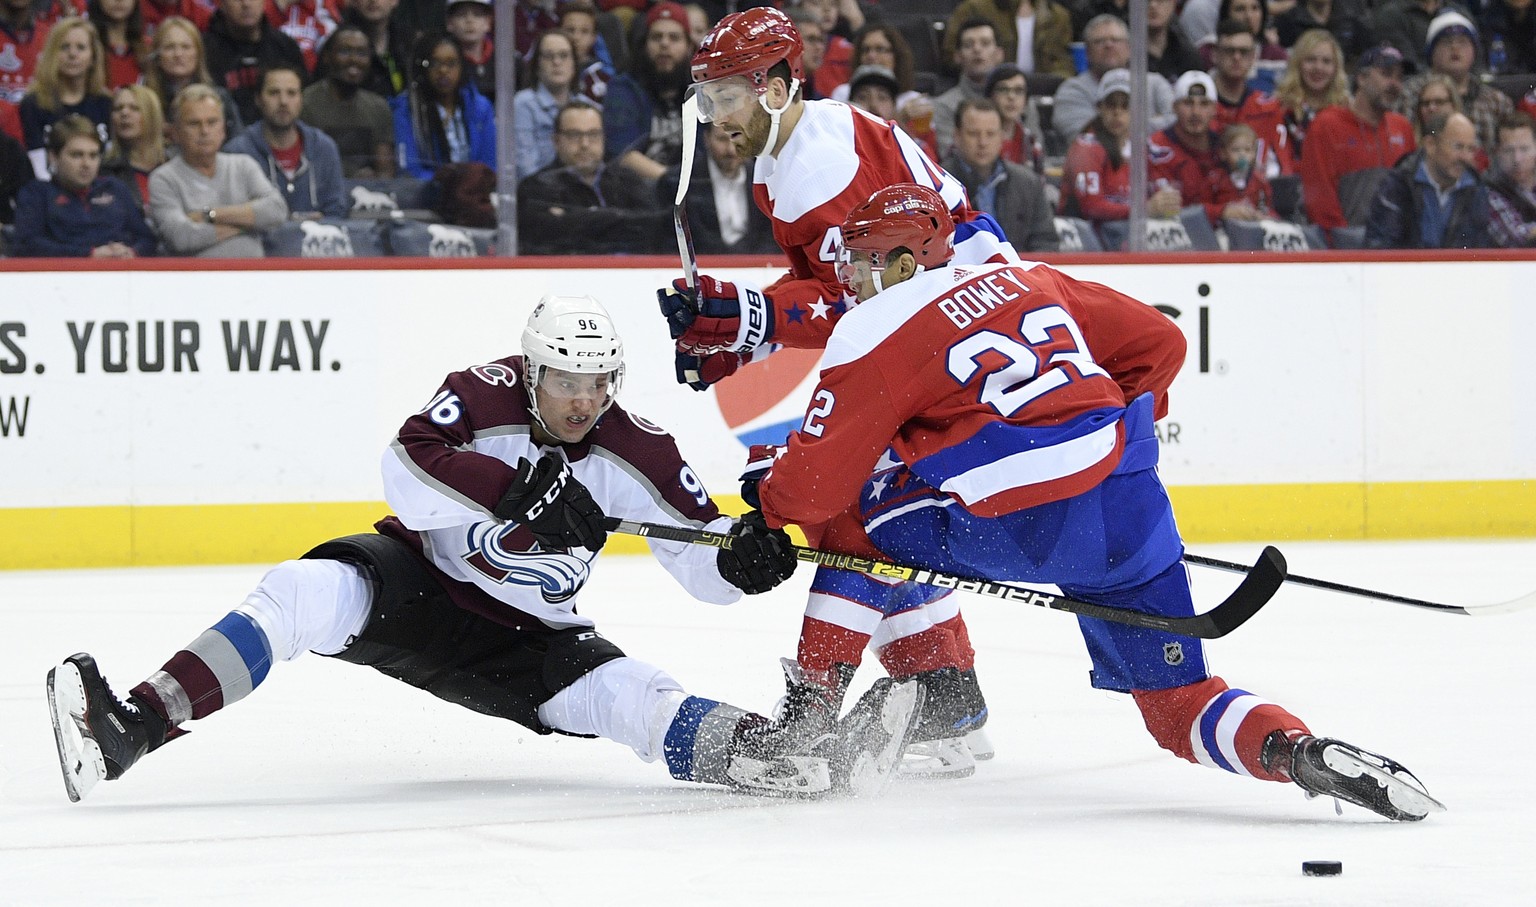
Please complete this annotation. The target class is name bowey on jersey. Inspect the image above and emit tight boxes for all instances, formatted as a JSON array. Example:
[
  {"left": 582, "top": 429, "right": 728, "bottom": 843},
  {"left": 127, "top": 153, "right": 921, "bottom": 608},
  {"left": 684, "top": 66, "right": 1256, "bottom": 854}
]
[{"left": 379, "top": 355, "right": 740, "bottom": 629}]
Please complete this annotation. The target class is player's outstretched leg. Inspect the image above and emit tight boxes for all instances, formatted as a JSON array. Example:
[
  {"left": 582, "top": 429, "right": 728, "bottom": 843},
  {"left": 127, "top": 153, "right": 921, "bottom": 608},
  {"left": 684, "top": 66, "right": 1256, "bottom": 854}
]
[
  {"left": 1262, "top": 732, "right": 1446, "bottom": 822},
  {"left": 47, "top": 654, "right": 172, "bottom": 802}
]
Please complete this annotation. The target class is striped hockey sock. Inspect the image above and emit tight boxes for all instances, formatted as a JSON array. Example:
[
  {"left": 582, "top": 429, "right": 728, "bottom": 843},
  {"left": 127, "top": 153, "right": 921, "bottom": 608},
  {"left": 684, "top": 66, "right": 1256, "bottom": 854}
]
[
  {"left": 130, "top": 611, "right": 275, "bottom": 727},
  {"left": 1133, "top": 676, "right": 1310, "bottom": 782}
]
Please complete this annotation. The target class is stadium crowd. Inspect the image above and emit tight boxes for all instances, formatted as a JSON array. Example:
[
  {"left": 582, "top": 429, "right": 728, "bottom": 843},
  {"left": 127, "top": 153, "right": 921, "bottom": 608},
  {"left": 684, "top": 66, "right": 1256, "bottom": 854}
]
[{"left": 3, "top": 0, "right": 1536, "bottom": 257}]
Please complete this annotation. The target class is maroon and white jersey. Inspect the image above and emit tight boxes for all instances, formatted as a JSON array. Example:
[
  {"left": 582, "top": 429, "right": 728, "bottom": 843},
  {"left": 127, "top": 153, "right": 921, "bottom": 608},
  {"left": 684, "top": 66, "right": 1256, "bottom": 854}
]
[
  {"left": 379, "top": 355, "right": 740, "bottom": 630},
  {"left": 753, "top": 99, "right": 1018, "bottom": 350}
]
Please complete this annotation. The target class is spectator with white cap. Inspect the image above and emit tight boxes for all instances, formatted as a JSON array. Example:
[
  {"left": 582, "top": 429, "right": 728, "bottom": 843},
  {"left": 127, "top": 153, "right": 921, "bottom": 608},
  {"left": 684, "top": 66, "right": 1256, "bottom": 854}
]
[
  {"left": 1400, "top": 9, "right": 1512, "bottom": 166},
  {"left": 1149, "top": 70, "right": 1231, "bottom": 222},
  {"left": 1371, "top": 0, "right": 1471, "bottom": 74}
]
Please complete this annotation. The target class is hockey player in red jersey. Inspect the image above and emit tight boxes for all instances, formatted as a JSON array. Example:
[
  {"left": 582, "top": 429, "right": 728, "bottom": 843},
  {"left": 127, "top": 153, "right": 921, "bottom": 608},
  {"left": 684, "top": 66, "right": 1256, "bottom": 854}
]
[
  {"left": 655, "top": 7, "right": 1017, "bottom": 774},
  {"left": 44, "top": 296, "right": 923, "bottom": 804},
  {"left": 747, "top": 183, "right": 1444, "bottom": 822}
]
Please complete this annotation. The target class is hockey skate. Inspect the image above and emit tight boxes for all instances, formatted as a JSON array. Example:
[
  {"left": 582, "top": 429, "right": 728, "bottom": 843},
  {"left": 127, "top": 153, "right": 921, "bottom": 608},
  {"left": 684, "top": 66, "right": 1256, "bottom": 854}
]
[
  {"left": 824, "top": 676, "right": 926, "bottom": 796},
  {"left": 898, "top": 667, "right": 991, "bottom": 780},
  {"left": 47, "top": 653, "right": 168, "bottom": 802},
  {"left": 721, "top": 660, "right": 855, "bottom": 797},
  {"left": 1263, "top": 732, "right": 1447, "bottom": 821}
]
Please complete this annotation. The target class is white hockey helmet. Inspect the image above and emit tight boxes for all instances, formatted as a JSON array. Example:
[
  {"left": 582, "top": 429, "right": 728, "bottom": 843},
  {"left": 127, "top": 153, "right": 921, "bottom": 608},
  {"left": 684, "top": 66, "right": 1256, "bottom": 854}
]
[{"left": 521, "top": 294, "right": 625, "bottom": 429}]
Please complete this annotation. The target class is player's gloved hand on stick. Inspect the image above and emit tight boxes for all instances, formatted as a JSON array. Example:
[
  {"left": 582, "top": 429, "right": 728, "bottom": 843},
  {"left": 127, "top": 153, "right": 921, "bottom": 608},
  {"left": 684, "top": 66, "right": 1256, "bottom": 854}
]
[
  {"left": 657, "top": 275, "right": 773, "bottom": 356},
  {"left": 738, "top": 444, "right": 784, "bottom": 510},
  {"left": 494, "top": 456, "right": 607, "bottom": 552},
  {"left": 717, "top": 510, "right": 797, "bottom": 594},
  {"left": 674, "top": 350, "right": 746, "bottom": 392}
]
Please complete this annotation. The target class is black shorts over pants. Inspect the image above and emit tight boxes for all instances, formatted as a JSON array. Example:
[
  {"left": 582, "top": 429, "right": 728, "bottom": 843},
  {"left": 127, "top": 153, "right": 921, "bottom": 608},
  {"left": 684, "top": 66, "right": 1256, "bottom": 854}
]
[{"left": 302, "top": 533, "right": 626, "bottom": 734}]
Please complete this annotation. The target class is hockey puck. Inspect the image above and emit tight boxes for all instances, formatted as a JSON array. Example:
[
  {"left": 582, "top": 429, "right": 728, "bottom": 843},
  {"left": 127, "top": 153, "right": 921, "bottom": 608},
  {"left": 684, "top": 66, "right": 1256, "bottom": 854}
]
[{"left": 1302, "top": 861, "right": 1343, "bottom": 877}]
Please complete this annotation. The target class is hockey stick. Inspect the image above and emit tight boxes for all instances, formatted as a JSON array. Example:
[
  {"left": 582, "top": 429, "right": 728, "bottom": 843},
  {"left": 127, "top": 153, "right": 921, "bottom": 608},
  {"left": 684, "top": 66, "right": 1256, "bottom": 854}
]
[
  {"left": 674, "top": 93, "right": 701, "bottom": 294},
  {"left": 606, "top": 517, "right": 1288, "bottom": 639},
  {"left": 1183, "top": 552, "right": 1536, "bottom": 616}
]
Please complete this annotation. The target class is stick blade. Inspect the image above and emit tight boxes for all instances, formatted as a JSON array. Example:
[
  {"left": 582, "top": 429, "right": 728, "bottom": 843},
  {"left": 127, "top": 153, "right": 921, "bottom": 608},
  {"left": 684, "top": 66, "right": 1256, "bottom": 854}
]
[{"left": 1195, "top": 545, "right": 1288, "bottom": 639}]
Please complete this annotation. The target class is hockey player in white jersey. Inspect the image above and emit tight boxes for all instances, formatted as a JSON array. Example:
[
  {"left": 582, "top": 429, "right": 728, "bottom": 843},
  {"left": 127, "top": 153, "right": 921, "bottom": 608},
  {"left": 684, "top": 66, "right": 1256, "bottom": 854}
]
[{"left": 46, "top": 296, "right": 923, "bottom": 803}]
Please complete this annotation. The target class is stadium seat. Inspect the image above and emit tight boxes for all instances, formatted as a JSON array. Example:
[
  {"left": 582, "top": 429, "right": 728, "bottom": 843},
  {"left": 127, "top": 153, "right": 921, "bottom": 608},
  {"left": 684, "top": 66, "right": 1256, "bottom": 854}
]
[
  {"left": 1270, "top": 173, "right": 1302, "bottom": 222},
  {"left": 1226, "top": 217, "right": 1314, "bottom": 251},
  {"left": 1099, "top": 206, "right": 1218, "bottom": 252},
  {"left": 344, "top": 176, "right": 429, "bottom": 213},
  {"left": 1330, "top": 224, "right": 1367, "bottom": 249},
  {"left": 1053, "top": 216, "right": 1104, "bottom": 252},
  {"left": 386, "top": 220, "right": 496, "bottom": 257},
  {"left": 262, "top": 219, "right": 387, "bottom": 258}
]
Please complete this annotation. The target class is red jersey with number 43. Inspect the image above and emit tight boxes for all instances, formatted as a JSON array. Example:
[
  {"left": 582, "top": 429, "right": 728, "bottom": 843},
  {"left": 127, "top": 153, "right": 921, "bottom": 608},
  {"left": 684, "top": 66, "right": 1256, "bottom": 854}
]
[
  {"left": 753, "top": 99, "right": 1018, "bottom": 350},
  {"left": 757, "top": 262, "right": 1186, "bottom": 530}
]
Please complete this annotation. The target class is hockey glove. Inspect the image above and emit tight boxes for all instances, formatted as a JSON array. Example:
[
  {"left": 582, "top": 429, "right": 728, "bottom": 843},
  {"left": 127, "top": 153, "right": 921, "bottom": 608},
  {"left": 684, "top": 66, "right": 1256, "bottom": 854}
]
[
  {"left": 657, "top": 275, "right": 773, "bottom": 356},
  {"left": 738, "top": 444, "right": 784, "bottom": 510},
  {"left": 717, "top": 510, "right": 797, "bottom": 595},
  {"left": 674, "top": 350, "right": 746, "bottom": 392},
  {"left": 493, "top": 456, "right": 607, "bottom": 552}
]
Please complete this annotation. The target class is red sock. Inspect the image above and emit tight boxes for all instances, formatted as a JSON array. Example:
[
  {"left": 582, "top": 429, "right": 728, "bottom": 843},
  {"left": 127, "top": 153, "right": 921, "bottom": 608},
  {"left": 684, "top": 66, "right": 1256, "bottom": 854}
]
[
  {"left": 876, "top": 625, "right": 961, "bottom": 677},
  {"left": 1134, "top": 676, "right": 1310, "bottom": 782},
  {"left": 796, "top": 616, "right": 873, "bottom": 675}
]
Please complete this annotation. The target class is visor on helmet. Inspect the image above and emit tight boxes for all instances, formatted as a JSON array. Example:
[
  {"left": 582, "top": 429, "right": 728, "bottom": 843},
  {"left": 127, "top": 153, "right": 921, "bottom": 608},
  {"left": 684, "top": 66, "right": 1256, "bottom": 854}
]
[
  {"left": 691, "top": 75, "right": 760, "bottom": 123},
  {"left": 533, "top": 366, "right": 618, "bottom": 403}
]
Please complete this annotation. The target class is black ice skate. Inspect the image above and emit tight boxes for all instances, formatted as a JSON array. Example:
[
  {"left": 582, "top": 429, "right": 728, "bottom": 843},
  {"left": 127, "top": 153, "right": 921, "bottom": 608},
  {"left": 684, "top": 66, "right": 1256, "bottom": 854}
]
[
  {"left": 47, "top": 653, "right": 169, "bottom": 802},
  {"left": 1263, "top": 732, "right": 1447, "bottom": 821},
  {"left": 826, "top": 677, "right": 926, "bottom": 796},
  {"left": 899, "top": 667, "right": 992, "bottom": 779},
  {"left": 721, "top": 660, "right": 855, "bottom": 797}
]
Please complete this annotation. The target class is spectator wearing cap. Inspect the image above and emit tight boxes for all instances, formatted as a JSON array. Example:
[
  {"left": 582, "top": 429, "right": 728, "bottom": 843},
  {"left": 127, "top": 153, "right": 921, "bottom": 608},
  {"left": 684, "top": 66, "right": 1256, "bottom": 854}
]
[
  {"left": 204, "top": 0, "right": 309, "bottom": 128},
  {"left": 1400, "top": 10, "right": 1511, "bottom": 166},
  {"left": 845, "top": 64, "right": 940, "bottom": 159},
  {"left": 1051, "top": 15, "right": 1175, "bottom": 147},
  {"left": 942, "top": 0, "right": 1076, "bottom": 80},
  {"left": 604, "top": 0, "right": 690, "bottom": 185},
  {"left": 1150, "top": 70, "right": 1235, "bottom": 223},
  {"left": 943, "top": 97, "right": 1058, "bottom": 252},
  {"left": 1365, "top": 110, "right": 1490, "bottom": 247},
  {"left": 1059, "top": 69, "right": 1183, "bottom": 226},
  {"left": 1372, "top": 0, "right": 1472, "bottom": 74},
  {"left": 1209, "top": 20, "right": 1293, "bottom": 177},
  {"left": 11, "top": 113, "right": 155, "bottom": 256},
  {"left": 445, "top": 0, "right": 495, "bottom": 101},
  {"left": 985, "top": 64, "right": 1045, "bottom": 174},
  {"left": 1480, "top": 0, "right": 1536, "bottom": 76},
  {"left": 1300, "top": 44, "right": 1416, "bottom": 232}
]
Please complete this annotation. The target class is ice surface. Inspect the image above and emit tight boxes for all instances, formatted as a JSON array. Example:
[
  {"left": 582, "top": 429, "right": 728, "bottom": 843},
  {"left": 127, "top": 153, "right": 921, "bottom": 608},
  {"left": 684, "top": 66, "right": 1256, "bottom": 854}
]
[{"left": 4, "top": 540, "right": 1535, "bottom": 906}]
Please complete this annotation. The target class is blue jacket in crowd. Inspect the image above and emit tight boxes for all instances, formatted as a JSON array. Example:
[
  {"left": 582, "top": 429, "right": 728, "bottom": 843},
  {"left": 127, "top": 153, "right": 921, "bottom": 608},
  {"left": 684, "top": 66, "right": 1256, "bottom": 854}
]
[
  {"left": 11, "top": 175, "right": 156, "bottom": 257},
  {"left": 391, "top": 85, "right": 497, "bottom": 179},
  {"left": 224, "top": 121, "right": 349, "bottom": 219},
  {"left": 1365, "top": 150, "right": 1493, "bottom": 250}
]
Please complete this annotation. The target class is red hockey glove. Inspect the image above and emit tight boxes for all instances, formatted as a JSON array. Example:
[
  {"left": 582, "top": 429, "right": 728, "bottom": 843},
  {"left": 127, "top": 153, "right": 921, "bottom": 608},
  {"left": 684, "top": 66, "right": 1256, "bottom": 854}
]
[{"left": 659, "top": 275, "right": 773, "bottom": 356}]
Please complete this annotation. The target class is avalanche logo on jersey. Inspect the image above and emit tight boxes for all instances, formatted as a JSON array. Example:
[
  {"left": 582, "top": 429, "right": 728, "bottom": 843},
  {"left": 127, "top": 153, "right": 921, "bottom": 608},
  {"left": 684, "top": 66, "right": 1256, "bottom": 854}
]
[
  {"left": 462, "top": 521, "right": 592, "bottom": 604},
  {"left": 713, "top": 346, "right": 825, "bottom": 449}
]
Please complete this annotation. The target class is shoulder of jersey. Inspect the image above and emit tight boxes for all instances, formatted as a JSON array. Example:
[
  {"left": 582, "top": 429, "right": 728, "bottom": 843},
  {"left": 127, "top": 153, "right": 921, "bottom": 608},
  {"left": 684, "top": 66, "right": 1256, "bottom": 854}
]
[
  {"left": 824, "top": 264, "right": 1010, "bottom": 370},
  {"left": 767, "top": 100, "right": 870, "bottom": 224}
]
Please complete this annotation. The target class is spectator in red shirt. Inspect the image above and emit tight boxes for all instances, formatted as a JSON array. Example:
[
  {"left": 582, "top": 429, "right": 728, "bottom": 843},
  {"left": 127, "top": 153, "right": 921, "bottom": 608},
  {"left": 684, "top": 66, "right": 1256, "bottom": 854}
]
[
  {"left": 1060, "top": 68, "right": 1183, "bottom": 225},
  {"left": 267, "top": 0, "right": 342, "bottom": 74},
  {"left": 1209, "top": 20, "right": 1291, "bottom": 177},
  {"left": 1208, "top": 122, "right": 1272, "bottom": 221},
  {"left": 0, "top": 0, "right": 50, "bottom": 106},
  {"left": 1273, "top": 28, "right": 1349, "bottom": 165},
  {"left": 1149, "top": 70, "right": 1225, "bottom": 222},
  {"left": 89, "top": 0, "right": 149, "bottom": 89},
  {"left": 985, "top": 64, "right": 1045, "bottom": 175},
  {"left": 1300, "top": 43, "right": 1416, "bottom": 232},
  {"left": 1, "top": 97, "right": 21, "bottom": 142}
]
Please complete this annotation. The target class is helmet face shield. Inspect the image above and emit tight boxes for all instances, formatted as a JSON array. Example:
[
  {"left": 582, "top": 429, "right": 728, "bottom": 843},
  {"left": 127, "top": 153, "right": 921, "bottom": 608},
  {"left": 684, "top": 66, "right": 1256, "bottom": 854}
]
[
  {"left": 836, "top": 245, "right": 881, "bottom": 289},
  {"left": 533, "top": 366, "right": 618, "bottom": 405},
  {"left": 692, "top": 76, "right": 759, "bottom": 123}
]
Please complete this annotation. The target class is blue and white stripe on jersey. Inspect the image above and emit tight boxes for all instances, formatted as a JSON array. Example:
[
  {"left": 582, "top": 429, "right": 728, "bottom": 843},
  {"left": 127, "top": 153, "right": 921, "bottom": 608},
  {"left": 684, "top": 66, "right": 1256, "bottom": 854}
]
[
  {"left": 913, "top": 407, "right": 1123, "bottom": 510},
  {"left": 1191, "top": 688, "right": 1273, "bottom": 777}
]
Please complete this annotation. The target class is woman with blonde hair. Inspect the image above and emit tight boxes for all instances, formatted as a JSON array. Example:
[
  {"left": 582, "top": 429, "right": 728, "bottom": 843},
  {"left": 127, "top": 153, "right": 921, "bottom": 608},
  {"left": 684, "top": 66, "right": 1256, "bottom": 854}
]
[
  {"left": 102, "top": 84, "right": 166, "bottom": 209},
  {"left": 1273, "top": 29, "right": 1349, "bottom": 164},
  {"left": 19, "top": 16, "right": 112, "bottom": 178},
  {"left": 144, "top": 17, "right": 242, "bottom": 143}
]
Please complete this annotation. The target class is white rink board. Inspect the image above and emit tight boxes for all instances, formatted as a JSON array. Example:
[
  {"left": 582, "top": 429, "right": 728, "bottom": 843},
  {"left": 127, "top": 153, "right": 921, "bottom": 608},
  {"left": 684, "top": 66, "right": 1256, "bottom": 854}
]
[{"left": 2, "top": 260, "right": 1534, "bottom": 513}]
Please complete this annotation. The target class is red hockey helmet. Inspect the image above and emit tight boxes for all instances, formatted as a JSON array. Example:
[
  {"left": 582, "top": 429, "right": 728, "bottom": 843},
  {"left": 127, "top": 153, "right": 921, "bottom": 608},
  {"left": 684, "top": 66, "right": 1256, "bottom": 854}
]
[
  {"left": 839, "top": 184, "right": 956, "bottom": 274},
  {"left": 691, "top": 7, "right": 804, "bottom": 89}
]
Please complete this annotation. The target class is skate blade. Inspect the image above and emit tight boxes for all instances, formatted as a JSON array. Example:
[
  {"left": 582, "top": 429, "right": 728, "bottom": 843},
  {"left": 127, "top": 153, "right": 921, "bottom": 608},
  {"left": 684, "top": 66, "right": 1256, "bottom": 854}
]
[
  {"left": 898, "top": 737, "right": 977, "bottom": 780},
  {"left": 47, "top": 664, "right": 107, "bottom": 803},
  {"left": 1322, "top": 745, "right": 1447, "bottom": 820},
  {"left": 845, "top": 680, "right": 925, "bottom": 797},
  {"left": 727, "top": 755, "right": 833, "bottom": 797}
]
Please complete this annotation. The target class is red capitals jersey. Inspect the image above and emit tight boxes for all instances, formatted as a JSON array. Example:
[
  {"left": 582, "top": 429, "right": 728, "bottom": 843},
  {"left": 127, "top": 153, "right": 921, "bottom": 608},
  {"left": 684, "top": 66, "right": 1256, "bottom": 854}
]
[
  {"left": 1149, "top": 127, "right": 1222, "bottom": 222},
  {"left": 139, "top": 0, "right": 214, "bottom": 35},
  {"left": 267, "top": 0, "right": 340, "bottom": 72},
  {"left": 1206, "top": 166, "right": 1272, "bottom": 215},
  {"left": 379, "top": 356, "right": 739, "bottom": 629},
  {"left": 1212, "top": 87, "right": 1293, "bottom": 176},
  {"left": 757, "top": 262, "right": 1186, "bottom": 530},
  {"left": 0, "top": 20, "right": 49, "bottom": 105},
  {"left": 752, "top": 99, "right": 1017, "bottom": 350},
  {"left": 1060, "top": 131, "right": 1132, "bottom": 222}
]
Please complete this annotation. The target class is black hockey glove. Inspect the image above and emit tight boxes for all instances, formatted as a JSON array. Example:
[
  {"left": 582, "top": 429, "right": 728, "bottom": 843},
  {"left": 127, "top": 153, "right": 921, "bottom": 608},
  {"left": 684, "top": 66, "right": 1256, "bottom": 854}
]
[
  {"left": 494, "top": 456, "right": 607, "bottom": 552},
  {"left": 717, "top": 510, "right": 797, "bottom": 595}
]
